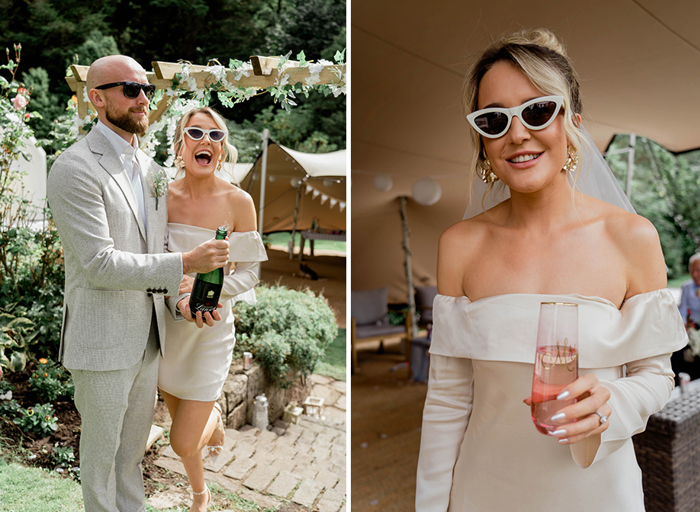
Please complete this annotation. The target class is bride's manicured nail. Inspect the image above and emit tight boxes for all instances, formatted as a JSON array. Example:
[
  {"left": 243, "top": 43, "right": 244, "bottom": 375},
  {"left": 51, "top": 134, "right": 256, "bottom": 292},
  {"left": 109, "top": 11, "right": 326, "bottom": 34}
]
[
  {"left": 551, "top": 429, "right": 567, "bottom": 437},
  {"left": 550, "top": 412, "right": 566, "bottom": 422},
  {"left": 558, "top": 438, "right": 569, "bottom": 444},
  {"left": 557, "top": 390, "right": 570, "bottom": 400}
]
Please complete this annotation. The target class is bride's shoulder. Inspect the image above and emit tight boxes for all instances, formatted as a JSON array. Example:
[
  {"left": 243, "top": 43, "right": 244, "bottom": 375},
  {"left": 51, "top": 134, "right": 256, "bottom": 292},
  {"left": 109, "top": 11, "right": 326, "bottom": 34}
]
[
  {"left": 440, "top": 215, "right": 489, "bottom": 250},
  {"left": 582, "top": 195, "right": 665, "bottom": 292},
  {"left": 578, "top": 194, "right": 656, "bottom": 241},
  {"left": 592, "top": 198, "right": 659, "bottom": 245}
]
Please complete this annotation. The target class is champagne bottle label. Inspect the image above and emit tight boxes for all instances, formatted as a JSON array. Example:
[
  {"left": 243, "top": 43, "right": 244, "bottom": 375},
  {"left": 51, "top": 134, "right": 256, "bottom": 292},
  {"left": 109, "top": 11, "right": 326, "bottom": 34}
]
[{"left": 190, "top": 280, "right": 223, "bottom": 315}]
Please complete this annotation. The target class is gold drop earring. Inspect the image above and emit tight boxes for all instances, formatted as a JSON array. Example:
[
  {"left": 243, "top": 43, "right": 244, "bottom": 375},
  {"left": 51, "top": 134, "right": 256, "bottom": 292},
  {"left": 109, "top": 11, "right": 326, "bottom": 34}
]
[
  {"left": 563, "top": 146, "right": 579, "bottom": 173},
  {"left": 477, "top": 158, "right": 499, "bottom": 184}
]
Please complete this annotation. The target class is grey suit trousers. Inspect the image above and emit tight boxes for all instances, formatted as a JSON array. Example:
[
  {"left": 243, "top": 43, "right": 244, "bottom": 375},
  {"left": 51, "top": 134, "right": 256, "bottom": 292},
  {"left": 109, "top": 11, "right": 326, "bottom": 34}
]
[{"left": 71, "top": 317, "right": 159, "bottom": 512}]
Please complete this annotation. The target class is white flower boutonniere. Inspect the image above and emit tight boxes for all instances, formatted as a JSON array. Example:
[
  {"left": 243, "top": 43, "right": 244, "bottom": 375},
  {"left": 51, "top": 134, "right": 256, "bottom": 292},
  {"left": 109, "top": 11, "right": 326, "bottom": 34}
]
[{"left": 151, "top": 169, "right": 169, "bottom": 210}]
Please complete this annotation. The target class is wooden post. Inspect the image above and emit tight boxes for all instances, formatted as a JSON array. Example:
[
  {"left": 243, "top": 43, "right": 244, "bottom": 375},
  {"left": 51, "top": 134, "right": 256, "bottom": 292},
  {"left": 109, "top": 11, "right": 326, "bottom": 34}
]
[{"left": 399, "top": 196, "right": 418, "bottom": 340}]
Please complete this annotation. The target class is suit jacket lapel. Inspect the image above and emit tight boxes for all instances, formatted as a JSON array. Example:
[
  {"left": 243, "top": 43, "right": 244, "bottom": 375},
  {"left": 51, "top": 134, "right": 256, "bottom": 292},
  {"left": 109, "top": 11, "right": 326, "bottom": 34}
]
[{"left": 87, "top": 129, "right": 148, "bottom": 242}]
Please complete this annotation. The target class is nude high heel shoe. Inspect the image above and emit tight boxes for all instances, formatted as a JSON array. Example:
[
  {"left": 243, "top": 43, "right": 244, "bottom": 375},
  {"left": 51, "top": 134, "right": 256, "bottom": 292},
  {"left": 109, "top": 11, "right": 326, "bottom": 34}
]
[{"left": 207, "top": 402, "right": 225, "bottom": 464}]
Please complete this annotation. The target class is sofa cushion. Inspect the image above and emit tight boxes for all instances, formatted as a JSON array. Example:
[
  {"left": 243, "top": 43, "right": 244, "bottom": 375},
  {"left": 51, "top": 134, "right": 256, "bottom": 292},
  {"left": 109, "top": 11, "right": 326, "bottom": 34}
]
[
  {"left": 355, "top": 323, "right": 406, "bottom": 339},
  {"left": 351, "top": 287, "right": 389, "bottom": 325}
]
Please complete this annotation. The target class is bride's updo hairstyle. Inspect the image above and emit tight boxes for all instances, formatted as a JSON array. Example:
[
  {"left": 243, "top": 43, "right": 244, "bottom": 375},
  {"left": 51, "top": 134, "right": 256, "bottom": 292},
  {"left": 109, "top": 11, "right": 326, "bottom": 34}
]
[
  {"left": 463, "top": 28, "right": 588, "bottom": 200},
  {"left": 173, "top": 106, "right": 238, "bottom": 179}
]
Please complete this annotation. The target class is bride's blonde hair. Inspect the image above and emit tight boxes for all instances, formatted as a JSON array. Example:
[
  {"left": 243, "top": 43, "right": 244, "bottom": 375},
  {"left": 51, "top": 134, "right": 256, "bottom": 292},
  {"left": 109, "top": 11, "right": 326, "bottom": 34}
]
[{"left": 463, "top": 28, "right": 589, "bottom": 205}]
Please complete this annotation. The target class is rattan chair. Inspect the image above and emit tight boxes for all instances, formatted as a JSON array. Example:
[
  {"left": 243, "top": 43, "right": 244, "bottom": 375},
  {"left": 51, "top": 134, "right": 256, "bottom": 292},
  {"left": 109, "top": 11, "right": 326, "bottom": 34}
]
[{"left": 633, "top": 388, "right": 700, "bottom": 511}]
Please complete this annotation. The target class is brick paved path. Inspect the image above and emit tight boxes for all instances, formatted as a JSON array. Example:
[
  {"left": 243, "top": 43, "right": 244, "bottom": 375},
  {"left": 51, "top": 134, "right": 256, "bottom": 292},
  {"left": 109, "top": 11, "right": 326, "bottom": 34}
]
[{"left": 147, "top": 374, "right": 346, "bottom": 511}]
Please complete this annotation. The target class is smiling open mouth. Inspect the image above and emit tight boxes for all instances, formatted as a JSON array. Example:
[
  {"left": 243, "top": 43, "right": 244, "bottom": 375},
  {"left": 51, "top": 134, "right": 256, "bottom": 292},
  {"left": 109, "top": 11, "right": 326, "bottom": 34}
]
[
  {"left": 508, "top": 153, "right": 542, "bottom": 163},
  {"left": 195, "top": 150, "right": 212, "bottom": 165}
]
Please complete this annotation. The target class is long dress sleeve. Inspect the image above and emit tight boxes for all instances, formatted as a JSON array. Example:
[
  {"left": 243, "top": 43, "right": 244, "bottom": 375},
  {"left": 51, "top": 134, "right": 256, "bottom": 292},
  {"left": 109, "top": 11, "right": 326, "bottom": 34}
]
[
  {"left": 570, "top": 354, "right": 675, "bottom": 468},
  {"left": 220, "top": 260, "right": 260, "bottom": 301},
  {"left": 416, "top": 355, "right": 474, "bottom": 512}
]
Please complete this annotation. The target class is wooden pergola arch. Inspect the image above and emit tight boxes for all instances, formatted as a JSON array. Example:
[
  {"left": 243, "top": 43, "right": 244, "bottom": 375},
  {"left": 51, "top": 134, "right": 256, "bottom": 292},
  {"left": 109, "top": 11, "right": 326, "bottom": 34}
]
[{"left": 64, "top": 56, "right": 346, "bottom": 123}]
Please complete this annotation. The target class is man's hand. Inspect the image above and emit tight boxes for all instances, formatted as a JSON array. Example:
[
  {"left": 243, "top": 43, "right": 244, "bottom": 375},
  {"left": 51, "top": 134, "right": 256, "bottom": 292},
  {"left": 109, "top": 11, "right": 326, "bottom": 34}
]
[
  {"left": 177, "top": 298, "right": 223, "bottom": 328},
  {"left": 182, "top": 237, "right": 229, "bottom": 274}
]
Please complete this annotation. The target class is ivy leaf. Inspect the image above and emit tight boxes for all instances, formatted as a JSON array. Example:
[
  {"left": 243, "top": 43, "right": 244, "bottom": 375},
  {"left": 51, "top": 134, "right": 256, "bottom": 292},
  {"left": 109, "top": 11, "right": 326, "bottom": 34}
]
[
  {"left": 296, "top": 51, "right": 307, "bottom": 67},
  {"left": 334, "top": 48, "right": 346, "bottom": 65}
]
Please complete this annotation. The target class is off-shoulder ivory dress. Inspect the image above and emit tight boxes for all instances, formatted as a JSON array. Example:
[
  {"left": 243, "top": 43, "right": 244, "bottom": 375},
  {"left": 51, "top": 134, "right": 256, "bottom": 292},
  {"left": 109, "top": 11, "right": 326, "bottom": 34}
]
[
  {"left": 416, "top": 290, "right": 687, "bottom": 512},
  {"left": 158, "top": 223, "right": 268, "bottom": 401}
]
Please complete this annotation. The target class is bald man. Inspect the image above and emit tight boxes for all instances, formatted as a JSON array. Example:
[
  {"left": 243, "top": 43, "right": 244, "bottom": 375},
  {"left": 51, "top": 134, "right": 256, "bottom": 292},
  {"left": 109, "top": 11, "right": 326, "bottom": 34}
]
[{"left": 47, "top": 55, "right": 229, "bottom": 512}]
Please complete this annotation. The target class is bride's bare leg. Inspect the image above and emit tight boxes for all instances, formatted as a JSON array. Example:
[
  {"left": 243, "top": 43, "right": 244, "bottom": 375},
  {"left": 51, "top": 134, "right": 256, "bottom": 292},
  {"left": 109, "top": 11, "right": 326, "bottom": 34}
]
[{"left": 159, "top": 389, "right": 219, "bottom": 511}]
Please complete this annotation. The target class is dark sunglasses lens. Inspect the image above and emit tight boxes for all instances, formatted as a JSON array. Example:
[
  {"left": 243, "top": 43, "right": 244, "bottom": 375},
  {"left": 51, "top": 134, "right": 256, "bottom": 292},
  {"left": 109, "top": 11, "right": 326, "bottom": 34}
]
[
  {"left": 209, "top": 130, "right": 226, "bottom": 142},
  {"left": 122, "top": 83, "right": 155, "bottom": 100},
  {"left": 476, "top": 112, "right": 509, "bottom": 135},
  {"left": 143, "top": 84, "right": 156, "bottom": 100},
  {"left": 187, "top": 128, "right": 204, "bottom": 140},
  {"left": 522, "top": 101, "right": 557, "bottom": 127},
  {"left": 122, "top": 83, "right": 141, "bottom": 98}
]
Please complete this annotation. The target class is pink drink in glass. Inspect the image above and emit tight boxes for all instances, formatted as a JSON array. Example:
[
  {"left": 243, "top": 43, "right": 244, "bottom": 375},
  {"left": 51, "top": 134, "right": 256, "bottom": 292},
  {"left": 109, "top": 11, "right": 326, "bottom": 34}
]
[{"left": 531, "top": 302, "right": 578, "bottom": 435}]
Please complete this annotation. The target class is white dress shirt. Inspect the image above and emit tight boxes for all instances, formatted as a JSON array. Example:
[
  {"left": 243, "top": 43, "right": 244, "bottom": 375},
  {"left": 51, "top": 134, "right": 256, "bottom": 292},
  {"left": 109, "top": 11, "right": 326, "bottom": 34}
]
[{"left": 94, "top": 121, "right": 148, "bottom": 232}]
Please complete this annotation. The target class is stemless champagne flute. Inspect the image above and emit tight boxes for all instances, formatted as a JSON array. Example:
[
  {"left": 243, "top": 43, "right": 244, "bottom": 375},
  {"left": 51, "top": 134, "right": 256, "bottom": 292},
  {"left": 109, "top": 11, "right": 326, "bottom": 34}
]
[{"left": 531, "top": 302, "right": 579, "bottom": 435}]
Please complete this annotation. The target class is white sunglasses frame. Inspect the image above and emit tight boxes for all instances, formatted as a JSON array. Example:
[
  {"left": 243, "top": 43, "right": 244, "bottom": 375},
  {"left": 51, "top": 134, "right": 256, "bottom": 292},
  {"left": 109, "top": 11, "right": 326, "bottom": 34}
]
[
  {"left": 466, "top": 95, "right": 564, "bottom": 139},
  {"left": 184, "top": 127, "right": 227, "bottom": 142}
]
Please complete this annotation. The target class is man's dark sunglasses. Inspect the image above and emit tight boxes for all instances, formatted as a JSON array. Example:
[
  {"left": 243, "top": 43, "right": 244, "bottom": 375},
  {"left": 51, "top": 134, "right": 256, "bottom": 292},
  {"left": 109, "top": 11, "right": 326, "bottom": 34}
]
[{"left": 95, "top": 81, "right": 156, "bottom": 100}]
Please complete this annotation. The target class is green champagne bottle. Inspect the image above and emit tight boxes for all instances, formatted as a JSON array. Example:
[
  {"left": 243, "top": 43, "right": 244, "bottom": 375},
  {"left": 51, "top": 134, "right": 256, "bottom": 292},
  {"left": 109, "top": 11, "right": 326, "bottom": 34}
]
[{"left": 189, "top": 227, "right": 227, "bottom": 318}]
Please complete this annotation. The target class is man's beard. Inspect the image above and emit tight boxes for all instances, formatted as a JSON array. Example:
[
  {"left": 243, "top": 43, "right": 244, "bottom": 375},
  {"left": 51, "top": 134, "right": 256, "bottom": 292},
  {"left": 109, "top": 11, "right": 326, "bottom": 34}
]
[{"left": 106, "top": 104, "right": 149, "bottom": 135}]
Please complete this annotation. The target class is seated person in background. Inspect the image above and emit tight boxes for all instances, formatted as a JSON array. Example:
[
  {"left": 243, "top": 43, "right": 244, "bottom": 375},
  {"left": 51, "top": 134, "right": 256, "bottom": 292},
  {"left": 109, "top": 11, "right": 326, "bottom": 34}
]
[{"left": 675, "top": 253, "right": 700, "bottom": 382}]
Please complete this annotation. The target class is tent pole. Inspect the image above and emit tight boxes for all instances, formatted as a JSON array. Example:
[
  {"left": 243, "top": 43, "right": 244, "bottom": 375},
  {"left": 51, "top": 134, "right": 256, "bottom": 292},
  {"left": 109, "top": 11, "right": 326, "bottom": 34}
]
[
  {"left": 399, "top": 196, "right": 418, "bottom": 340},
  {"left": 625, "top": 133, "right": 635, "bottom": 200},
  {"left": 257, "top": 129, "right": 270, "bottom": 278},
  {"left": 289, "top": 182, "right": 303, "bottom": 259},
  {"left": 258, "top": 129, "right": 270, "bottom": 237}
]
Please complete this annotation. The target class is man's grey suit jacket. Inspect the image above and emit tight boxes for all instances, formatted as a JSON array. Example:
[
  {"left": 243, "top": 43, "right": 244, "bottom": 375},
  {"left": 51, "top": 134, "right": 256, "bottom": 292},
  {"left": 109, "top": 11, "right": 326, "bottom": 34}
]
[{"left": 48, "top": 128, "right": 182, "bottom": 371}]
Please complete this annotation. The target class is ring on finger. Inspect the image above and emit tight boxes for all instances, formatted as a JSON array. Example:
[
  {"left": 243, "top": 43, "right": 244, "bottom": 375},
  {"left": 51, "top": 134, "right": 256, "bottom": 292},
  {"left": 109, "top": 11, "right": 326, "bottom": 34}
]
[{"left": 594, "top": 410, "right": 608, "bottom": 425}]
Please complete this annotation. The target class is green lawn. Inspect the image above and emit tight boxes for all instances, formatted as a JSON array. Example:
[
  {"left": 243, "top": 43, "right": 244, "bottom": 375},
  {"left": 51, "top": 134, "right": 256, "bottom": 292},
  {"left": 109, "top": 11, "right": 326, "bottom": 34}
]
[
  {"left": 669, "top": 274, "right": 690, "bottom": 288},
  {"left": 315, "top": 328, "right": 346, "bottom": 381},
  {"left": 265, "top": 231, "right": 346, "bottom": 253},
  {"left": 0, "top": 461, "right": 83, "bottom": 512}
]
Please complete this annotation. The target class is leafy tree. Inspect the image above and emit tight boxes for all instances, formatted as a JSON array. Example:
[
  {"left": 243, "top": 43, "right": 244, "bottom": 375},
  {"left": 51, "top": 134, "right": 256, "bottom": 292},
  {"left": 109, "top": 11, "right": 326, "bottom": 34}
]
[
  {"left": 0, "top": 0, "right": 346, "bottom": 162},
  {"left": 70, "top": 29, "right": 119, "bottom": 68},
  {"left": 606, "top": 134, "right": 700, "bottom": 278},
  {"left": 263, "top": 0, "right": 345, "bottom": 59},
  {"left": 21, "top": 67, "right": 63, "bottom": 139}
]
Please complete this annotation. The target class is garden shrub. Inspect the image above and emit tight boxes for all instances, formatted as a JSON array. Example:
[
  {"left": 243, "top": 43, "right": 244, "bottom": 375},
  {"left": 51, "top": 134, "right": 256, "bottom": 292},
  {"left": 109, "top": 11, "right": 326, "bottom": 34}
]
[
  {"left": 12, "top": 403, "right": 58, "bottom": 437},
  {"left": 30, "top": 357, "right": 74, "bottom": 403},
  {"left": 233, "top": 284, "right": 338, "bottom": 386},
  {"left": 0, "top": 46, "right": 66, "bottom": 371}
]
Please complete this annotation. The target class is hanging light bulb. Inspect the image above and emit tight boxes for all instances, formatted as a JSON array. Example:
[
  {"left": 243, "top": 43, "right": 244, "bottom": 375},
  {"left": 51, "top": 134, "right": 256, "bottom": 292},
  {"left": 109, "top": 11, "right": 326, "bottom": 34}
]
[
  {"left": 374, "top": 174, "right": 393, "bottom": 192},
  {"left": 412, "top": 178, "right": 442, "bottom": 206}
]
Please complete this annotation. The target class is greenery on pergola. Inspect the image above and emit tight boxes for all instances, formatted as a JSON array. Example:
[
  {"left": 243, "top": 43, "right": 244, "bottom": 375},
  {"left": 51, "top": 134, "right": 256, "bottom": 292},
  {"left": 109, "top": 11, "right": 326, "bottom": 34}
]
[{"left": 64, "top": 54, "right": 346, "bottom": 166}]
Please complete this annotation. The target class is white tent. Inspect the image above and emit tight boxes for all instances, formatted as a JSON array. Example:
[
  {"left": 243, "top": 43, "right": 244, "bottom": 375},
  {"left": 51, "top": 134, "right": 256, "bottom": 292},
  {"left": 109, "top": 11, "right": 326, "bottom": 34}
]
[{"left": 237, "top": 141, "right": 346, "bottom": 234}]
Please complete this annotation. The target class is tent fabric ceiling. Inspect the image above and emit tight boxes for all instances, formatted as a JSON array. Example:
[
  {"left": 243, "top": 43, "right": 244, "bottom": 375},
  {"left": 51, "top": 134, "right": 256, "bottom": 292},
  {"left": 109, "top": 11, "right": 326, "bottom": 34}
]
[
  {"left": 351, "top": 0, "right": 700, "bottom": 303},
  {"left": 238, "top": 142, "right": 346, "bottom": 233}
]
